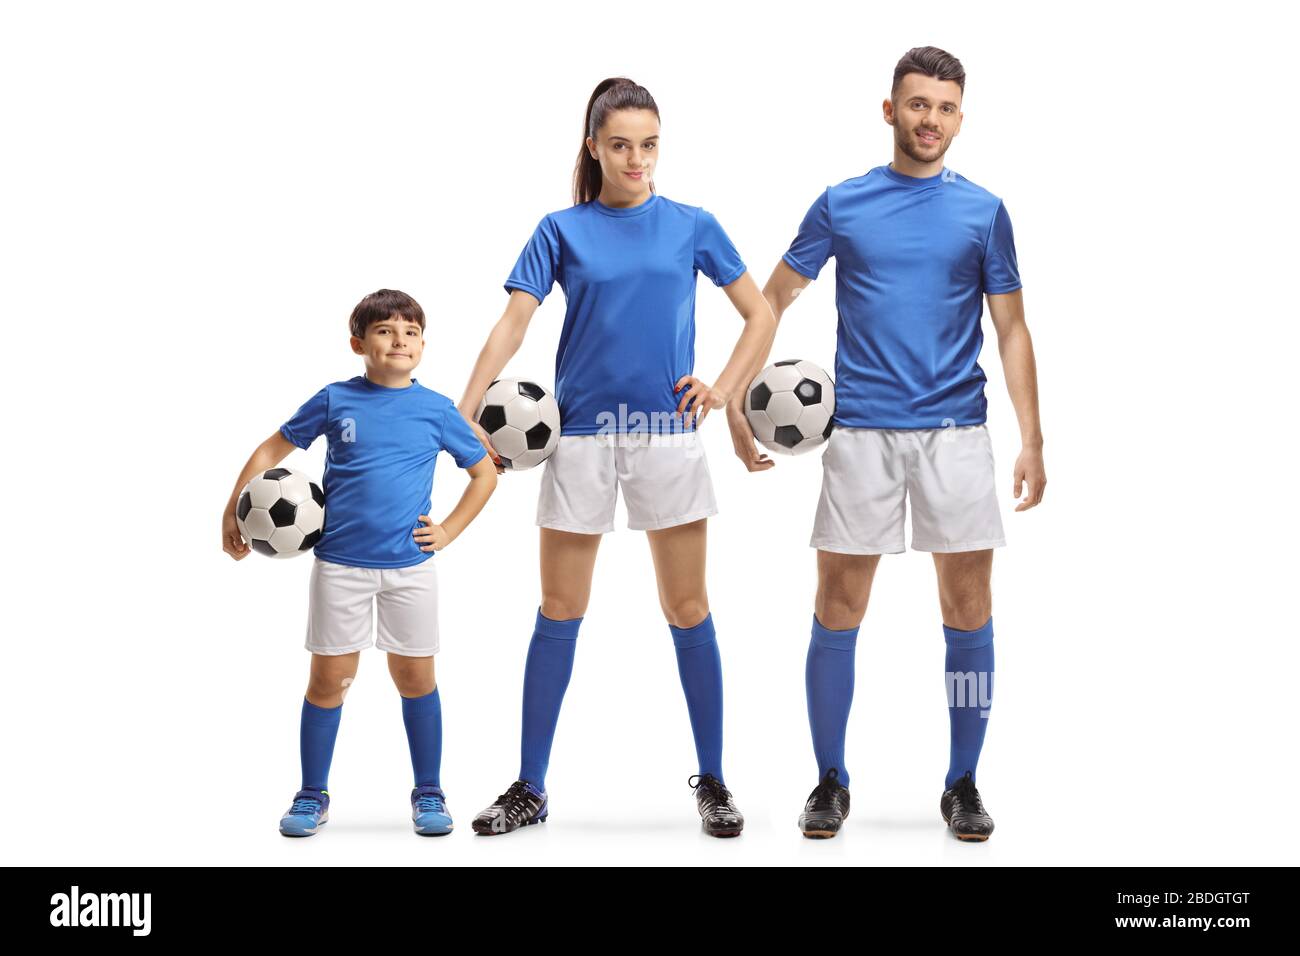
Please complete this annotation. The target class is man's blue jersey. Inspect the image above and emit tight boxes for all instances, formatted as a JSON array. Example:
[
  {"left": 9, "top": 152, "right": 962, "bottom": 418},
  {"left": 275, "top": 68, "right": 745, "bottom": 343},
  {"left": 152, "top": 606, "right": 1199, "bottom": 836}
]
[{"left": 783, "top": 164, "right": 1022, "bottom": 429}]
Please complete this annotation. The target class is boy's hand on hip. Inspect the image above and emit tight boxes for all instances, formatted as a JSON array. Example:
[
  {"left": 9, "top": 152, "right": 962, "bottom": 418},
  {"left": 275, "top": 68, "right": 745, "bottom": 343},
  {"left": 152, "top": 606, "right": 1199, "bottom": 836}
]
[{"left": 414, "top": 515, "right": 450, "bottom": 552}]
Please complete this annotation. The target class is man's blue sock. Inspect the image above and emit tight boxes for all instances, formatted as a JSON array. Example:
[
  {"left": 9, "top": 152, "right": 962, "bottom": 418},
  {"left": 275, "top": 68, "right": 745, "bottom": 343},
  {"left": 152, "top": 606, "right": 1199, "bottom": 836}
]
[
  {"left": 806, "top": 614, "right": 859, "bottom": 788},
  {"left": 943, "top": 616, "right": 995, "bottom": 790},
  {"left": 300, "top": 697, "right": 342, "bottom": 792},
  {"left": 401, "top": 687, "right": 442, "bottom": 788},
  {"left": 519, "top": 608, "right": 581, "bottom": 790},
  {"left": 669, "top": 612, "right": 725, "bottom": 785}
]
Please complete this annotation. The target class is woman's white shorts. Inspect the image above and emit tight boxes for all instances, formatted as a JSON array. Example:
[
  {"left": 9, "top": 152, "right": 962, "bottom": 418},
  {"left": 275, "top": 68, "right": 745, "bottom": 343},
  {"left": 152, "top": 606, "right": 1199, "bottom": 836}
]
[{"left": 536, "top": 432, "right": 718, "bottom": 534}]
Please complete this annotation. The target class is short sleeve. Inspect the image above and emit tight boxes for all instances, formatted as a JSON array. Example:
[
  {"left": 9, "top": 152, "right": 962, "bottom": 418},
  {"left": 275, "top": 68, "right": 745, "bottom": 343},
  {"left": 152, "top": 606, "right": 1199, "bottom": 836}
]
[
  {"left": 440, "top": 403, "right": 489, "bottom": 469},
  {"left": 280, "top": 386, "right": 329, "bottom": 450},
  {"left": 694, "top": 209, "right": 746, "bottom": 287},
  {"left": 504, "top": 215, "right": 560, "bottom": 305},
  {"left": 982, "top": 200, "right": 1022, "bottom": 294},
  {"left": 782, "top": 188, "right": 833, "bottom": 280}
]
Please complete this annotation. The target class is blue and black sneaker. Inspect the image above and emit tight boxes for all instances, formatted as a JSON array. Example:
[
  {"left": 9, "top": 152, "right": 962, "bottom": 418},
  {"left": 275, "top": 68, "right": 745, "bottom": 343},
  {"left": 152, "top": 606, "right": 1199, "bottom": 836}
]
[
  {"left": 411, "top": 784, "right": 454, "bottom": 836},
  {"left": 279, "top": 787, "right": 329, "bottom": 837},
  {"left": 471, "top": 779, "right": 548, "bottom": 835}
]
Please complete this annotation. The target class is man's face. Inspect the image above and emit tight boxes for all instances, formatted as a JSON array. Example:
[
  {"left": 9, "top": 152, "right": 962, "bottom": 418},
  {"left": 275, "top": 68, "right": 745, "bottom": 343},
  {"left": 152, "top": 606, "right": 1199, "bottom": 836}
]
[
  {"left": 352, "top": 313, "right": 424, "bottom": 374},
  {"left": 885, "top": 73, "right": 963, "bottom": 165}
]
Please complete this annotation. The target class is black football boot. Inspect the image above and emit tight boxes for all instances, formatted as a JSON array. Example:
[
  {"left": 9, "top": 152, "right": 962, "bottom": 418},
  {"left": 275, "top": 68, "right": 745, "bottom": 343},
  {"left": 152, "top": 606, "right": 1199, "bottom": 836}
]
[
  {"left": 798, "top": 767, "right": 851, "bottom": 839},
  {"left": 471, "top": 779, "right": 548, "bottom": 835},
  {"left": 940, "top": 770, "right": 994, "bottom": 842},
  {"left": 688, "top": 773, "right": 744, "bottom": 838}
]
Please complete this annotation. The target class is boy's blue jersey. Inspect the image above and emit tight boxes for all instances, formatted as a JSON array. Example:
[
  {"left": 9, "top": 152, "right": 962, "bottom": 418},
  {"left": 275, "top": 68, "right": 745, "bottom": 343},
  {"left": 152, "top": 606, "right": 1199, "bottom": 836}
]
[
  {"left": 504, "top": 193, "right": 746, "bottom": 435},
  {"left": 782, "top": 165, "right": 1022, "bottom": 429},
  {"left": 279, "top": 376, "right": 487, "bottom": 569}
]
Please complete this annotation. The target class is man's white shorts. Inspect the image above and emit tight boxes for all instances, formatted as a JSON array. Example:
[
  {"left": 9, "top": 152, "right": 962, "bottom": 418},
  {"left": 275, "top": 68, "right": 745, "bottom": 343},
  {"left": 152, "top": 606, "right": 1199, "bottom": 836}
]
[
  {"left": 305, "top": 556, "right": 440, "bottom": 657},
  {"left": 537, "top": 432, "right": 718, "bottom": 534},
  {"left": 810, "top": 424, "right": 1006, "bottom": 554}
]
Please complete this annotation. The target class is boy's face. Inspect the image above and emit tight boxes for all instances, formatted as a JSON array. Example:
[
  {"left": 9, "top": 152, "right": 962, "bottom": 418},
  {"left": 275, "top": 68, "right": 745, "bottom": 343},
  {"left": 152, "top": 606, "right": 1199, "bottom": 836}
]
[
  {"left": 884, "top": 72, "right": 964, "bottom": 165},
  {"left": 351, "top": 313, "right": 424, "bottom": 375}
]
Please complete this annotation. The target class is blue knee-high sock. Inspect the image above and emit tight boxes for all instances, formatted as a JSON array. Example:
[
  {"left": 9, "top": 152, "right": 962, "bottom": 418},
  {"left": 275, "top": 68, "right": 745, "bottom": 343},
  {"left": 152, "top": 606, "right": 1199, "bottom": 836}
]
[
  {"left": 401, "top": 687, "right": 442, "bottom": 788},
  {"left": 943, "top": 616, "right": 995, "bottom": 789},
  {"left": 300, "top": 697, "right": 342, "bottom": 792},
  {"left": 806, "top": 614, "right": 859, "bottom": 788},
  {"left": 669, "top": 613, "right": 725, "bottom": 784},
  {"left": 519, "top": 608, "right": 581, "bottom": 790}
]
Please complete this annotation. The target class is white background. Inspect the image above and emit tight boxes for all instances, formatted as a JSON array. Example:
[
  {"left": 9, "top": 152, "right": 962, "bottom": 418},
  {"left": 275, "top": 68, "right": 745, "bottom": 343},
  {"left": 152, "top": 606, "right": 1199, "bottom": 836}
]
[{"left": 3, "top": 0, "right": 1294, "bottom": 866}]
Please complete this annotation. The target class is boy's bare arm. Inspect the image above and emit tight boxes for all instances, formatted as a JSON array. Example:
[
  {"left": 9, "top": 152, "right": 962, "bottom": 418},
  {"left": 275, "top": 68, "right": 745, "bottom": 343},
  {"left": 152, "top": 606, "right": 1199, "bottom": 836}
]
[
  {"left": 414, "top": 455, "right": 499, "bottom": 552},
  {"left": 222, "top": 430, "right": 298, "bottom": 559}
]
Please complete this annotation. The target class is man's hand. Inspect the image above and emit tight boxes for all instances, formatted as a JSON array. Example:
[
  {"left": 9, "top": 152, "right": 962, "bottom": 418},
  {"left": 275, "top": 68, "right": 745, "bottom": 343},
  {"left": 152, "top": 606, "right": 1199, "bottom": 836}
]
[
  {"left": 727, "top": 403, "right": 774, "bottom": 472},
  {"left": 674, "top": 375, "right": 726, "bottom": 429},
  {"left": 1012, "top": 445, "right": 1046, "bottom": 512},
  {"left": 223, "top": 511, "right": 250, "bottom": 560},
  {"left": 414, "top": 515, "right": 452, "bottom": 552}
]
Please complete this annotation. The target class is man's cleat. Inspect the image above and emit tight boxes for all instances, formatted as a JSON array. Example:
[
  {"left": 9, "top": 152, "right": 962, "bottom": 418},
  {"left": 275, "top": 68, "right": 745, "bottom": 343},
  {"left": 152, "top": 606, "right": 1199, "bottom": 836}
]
[
  {"left": 471, "top": 779, "right": 548, "bottom": 835},
  {"left": 799, "top": 767, "right": 851, "bottom": 839},
  {"left": 279, "top": 788, "right": 329, "bottom": 837},
  {"left": 688, "top": 773, "right": 744, "bottom": 837},
  {"left": 940, "top": 770, "right": 994, "bottom": 842},
  {"left": 411, "top": 784, "right": 453, "bottom": 836}
]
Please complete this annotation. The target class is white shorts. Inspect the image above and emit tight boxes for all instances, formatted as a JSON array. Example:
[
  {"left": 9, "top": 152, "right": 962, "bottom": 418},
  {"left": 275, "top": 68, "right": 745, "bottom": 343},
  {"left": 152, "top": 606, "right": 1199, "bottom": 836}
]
[
  {"left": 810, "top": 424, "right": 1006, "bottom": 554},
  {"left": 305, "top": 556, "right": 440, "bottom": 657},
  {"left": 537, "top": 432, "right": 718, "bottom": 534}
]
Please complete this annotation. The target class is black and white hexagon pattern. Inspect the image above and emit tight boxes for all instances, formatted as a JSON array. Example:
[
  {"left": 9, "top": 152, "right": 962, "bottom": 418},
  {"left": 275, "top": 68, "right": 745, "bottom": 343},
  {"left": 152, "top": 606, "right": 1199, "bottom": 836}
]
[
  {"left": 745, "top": 359, "right": 835, "bottom": 455},
  {"left": 236, "top": 467, "right": 325, "bottom": 558},
  {"left": 474, "top": 377, "right": 562, "bottom": 470}
]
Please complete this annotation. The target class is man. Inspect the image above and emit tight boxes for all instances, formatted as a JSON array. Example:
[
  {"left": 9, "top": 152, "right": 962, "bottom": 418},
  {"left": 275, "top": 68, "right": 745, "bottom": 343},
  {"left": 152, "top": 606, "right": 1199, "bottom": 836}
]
[{"left": 727, "top": 46, "right": 1046, "bottom": 840}]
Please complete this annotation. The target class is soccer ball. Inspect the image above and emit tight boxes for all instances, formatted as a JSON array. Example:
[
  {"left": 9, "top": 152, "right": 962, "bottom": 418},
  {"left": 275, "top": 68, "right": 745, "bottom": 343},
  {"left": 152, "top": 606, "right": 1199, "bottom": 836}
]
[
  {"left": 475, "top": 378, "right": 561, "bottom": 470},
  {"left": 236, "top": 467, "right": 325, "bottom": 558},
  {"left": 745, "top": 359, "right": 835, "bottom": 455}
]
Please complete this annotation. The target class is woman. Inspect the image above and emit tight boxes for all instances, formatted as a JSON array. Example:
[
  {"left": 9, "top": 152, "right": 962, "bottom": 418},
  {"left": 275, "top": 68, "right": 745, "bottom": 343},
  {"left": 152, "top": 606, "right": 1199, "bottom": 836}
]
[{"left": 458, "top": 78, "right": 774, "bottom": 837}]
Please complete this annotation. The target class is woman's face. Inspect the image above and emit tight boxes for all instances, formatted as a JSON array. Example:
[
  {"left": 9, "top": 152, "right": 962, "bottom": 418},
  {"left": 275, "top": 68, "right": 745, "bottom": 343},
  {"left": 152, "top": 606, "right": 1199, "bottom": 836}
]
[{"left": 586, "top": 108, "right": 659, "bottom": 201}]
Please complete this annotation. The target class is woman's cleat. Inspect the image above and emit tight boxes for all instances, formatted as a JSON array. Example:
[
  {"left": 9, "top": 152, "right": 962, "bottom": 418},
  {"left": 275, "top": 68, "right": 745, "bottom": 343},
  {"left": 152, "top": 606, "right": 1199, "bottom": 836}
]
[{"left": 411, "top": 785, "right": 454, "bottom": 836}]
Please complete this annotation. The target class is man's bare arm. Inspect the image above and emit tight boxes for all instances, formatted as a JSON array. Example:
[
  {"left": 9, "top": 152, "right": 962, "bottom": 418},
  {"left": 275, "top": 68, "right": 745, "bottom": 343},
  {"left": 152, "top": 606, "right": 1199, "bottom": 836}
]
[{"left": 986, "top": 289, "right": 1046, "bottom": 511}]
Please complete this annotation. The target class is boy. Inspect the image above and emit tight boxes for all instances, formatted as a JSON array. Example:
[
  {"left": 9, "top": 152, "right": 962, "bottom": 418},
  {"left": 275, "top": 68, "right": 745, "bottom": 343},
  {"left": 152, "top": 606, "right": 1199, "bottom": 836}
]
[{"left": 221, "top": 288, "right": 496, "bottom": 837}]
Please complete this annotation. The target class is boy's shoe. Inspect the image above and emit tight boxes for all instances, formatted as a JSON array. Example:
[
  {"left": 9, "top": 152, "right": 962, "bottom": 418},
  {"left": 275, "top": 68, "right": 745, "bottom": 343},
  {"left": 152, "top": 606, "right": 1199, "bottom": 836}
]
[
  {"left": 688, "top": 773, "right": 744, "bottom": 838},
  {"left": 471, "top": 779, "right": 548, "bottom": 835},
  {"left": 798, "top": 767, "right": 851, "bottom": 839},
  {"left": 940, "top": 770, "right": 995, "bottom": 842},
  {"left": 279, "top": 788, "right": 329, "bottom": 837},
  {"left": 411, "top": 784, "right": 453, "bottom": 836}
]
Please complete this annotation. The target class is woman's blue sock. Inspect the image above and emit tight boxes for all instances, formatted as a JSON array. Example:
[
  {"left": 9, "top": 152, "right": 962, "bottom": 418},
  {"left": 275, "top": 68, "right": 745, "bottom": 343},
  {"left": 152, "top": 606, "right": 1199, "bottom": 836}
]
[
  {"left": 806, "top": 614, "right": 859, "bottom": 788},
  {"left": 401, "top": 687, "right": 442, "bottom": 788},
  {"left": 669, "top": 612, "right": 725, "bottom": 785},
  {"left": 519, "top": 608, "right": 582, "bottom": 790},
  {"left": 943, "top": 616, "right": 995, "bottom": 789},
  {"left": 300, "top": 697, "right": 342, "bottom": 792}
]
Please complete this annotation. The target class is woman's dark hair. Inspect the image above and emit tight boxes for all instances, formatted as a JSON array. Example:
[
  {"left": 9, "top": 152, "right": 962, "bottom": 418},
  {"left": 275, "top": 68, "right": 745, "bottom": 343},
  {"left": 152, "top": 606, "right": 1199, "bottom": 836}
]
[
  {"left": 573, "top": 77, "right": 660, "bottom": 206},
  {"left": 891, "top": 46, "right": 966, "bottom": 99},
  {"left": 348, "top": 289, "right": 426, "bottom": 339}
]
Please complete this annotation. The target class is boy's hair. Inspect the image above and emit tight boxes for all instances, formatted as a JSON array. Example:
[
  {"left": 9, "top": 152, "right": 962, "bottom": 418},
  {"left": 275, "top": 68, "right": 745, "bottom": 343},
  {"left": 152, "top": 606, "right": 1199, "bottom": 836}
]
[
  {"left": 891, "top": 46, "right": 966, "bottom": 99},
  {"left": 348, "top": 289, "right": 426, "bottom": 339}
]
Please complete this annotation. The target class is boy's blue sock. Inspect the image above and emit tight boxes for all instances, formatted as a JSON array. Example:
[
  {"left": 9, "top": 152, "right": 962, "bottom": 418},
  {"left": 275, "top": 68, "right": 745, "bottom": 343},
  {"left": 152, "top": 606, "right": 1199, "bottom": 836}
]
[
  {"left": 300, "top": 697, "right": 342, "bottom": 792},
  {"left": 519, "top": 608, "right": 581, "bottom": 790},
  {"left": 669, "top": 612, "right": 725, "bottom": 785},
  {"left": 943, "top": 616, "right": 995, "bottom": 790},
  {"left": 401, "top": 687, "right": 442, "bottom": 788},
  {"left": 806, "top": 614, "right": 859, "bottom": 788}
]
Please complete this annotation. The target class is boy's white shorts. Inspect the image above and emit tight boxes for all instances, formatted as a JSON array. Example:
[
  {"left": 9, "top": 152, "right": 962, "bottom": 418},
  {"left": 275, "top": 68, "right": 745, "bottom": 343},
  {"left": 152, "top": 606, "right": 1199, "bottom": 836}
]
[
  {"left": 305, "top": 556, "right": 440, "bottom": 657},
  {"left": 537, "top": 432, "right": 718, "bottom": 534},
  {"left": 811, "top": 424, "right": 1006, "bottom": 554}
]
